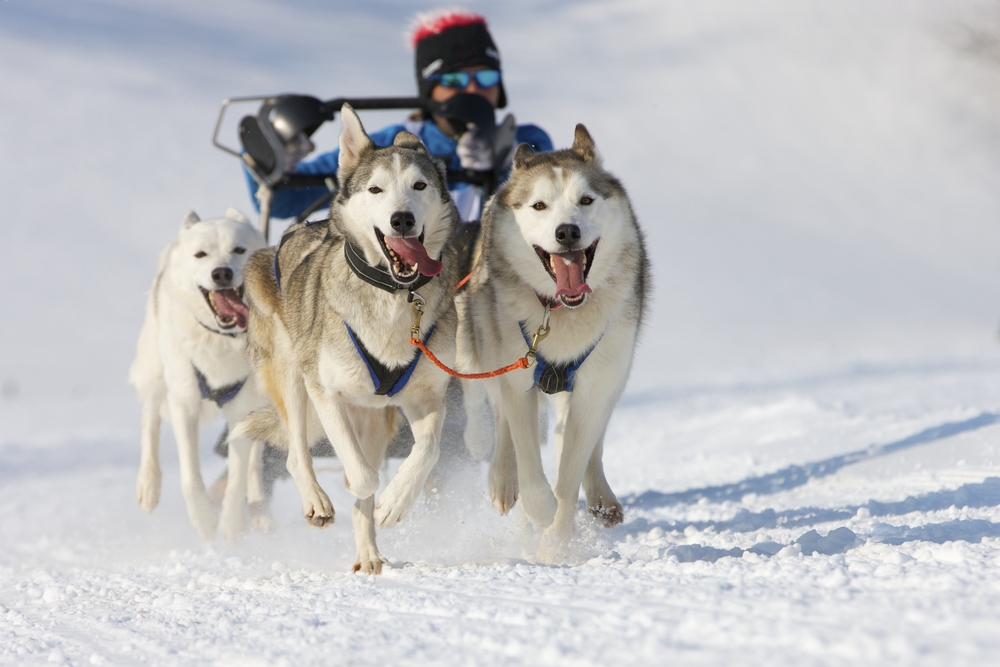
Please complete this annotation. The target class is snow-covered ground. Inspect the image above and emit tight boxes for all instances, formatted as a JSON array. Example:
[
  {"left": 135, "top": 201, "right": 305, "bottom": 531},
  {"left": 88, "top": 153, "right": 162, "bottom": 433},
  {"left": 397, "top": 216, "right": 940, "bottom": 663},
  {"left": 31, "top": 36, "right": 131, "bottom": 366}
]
[
  {"left": 6, "top": 363, "right": 1000, "bottom": 665},
  {"left": 4, "top": 1, "right": 1000, "bottom": 664}
]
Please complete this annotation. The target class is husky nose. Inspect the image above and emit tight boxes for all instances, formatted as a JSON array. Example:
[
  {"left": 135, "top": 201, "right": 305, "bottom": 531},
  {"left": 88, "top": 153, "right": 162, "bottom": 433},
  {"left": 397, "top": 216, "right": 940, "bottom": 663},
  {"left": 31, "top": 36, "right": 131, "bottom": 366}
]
[
  {"left": 390, "top": 211, "right": 416, "bottom": 234},
  {"left": 211, "top": 267, "right": 233, "bottom": 286},
  {"left": 555, "top": 224, "right": 581, "bottom": 247}
]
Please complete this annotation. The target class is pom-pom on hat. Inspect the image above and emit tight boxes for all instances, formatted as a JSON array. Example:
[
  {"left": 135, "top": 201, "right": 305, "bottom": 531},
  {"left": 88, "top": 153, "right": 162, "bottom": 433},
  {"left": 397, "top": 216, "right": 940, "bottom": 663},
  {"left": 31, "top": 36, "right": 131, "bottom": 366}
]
[{"left": 411, "top": 9, "right": 507, "bottom": 110}]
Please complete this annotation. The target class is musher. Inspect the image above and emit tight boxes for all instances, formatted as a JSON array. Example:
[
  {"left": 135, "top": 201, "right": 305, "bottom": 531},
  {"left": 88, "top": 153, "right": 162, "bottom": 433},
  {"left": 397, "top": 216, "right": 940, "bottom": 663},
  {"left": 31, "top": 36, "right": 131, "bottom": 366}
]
[{"left": 243, "top": 9, "right": 553, "bottom": 227}]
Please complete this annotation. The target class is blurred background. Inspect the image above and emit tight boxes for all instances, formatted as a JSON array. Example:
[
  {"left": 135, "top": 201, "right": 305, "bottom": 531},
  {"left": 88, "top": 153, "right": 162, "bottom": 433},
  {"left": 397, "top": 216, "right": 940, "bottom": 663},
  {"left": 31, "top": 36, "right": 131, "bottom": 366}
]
[{"left": 2, "top": 0, "right": 1000, "bottom": 431}]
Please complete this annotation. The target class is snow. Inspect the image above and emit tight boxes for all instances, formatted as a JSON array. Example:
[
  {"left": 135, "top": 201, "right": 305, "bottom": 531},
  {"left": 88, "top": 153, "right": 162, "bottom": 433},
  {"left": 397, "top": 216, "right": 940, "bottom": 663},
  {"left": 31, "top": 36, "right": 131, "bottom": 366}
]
[{"left": 4, "top": 0, "right": 1000, "bottom": 664}]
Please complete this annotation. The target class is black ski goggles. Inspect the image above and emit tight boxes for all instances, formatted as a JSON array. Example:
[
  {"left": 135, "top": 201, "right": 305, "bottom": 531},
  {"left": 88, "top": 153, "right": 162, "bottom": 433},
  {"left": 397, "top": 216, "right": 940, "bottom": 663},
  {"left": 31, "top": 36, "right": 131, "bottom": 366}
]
[{"left": 427, "top": 69, "right": 502, "bottom": 90}]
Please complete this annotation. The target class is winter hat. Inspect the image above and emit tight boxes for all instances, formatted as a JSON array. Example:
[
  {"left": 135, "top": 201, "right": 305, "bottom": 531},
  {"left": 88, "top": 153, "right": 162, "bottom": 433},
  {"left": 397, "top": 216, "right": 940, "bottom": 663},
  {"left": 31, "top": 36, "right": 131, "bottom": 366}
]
[{"left": 411, "top": 10, "right": 507, "bottom": 110}]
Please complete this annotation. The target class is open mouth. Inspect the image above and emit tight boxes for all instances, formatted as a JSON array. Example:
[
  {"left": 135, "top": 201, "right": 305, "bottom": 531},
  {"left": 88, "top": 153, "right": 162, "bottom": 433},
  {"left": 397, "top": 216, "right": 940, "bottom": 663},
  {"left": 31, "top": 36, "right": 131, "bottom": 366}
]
[
  {"left": 199, "top": 286, "right": 249, "bottom": 330},
  {"left": 374, "top": 227, "right": 443, "bottom": 284},
  {"left": 533, "top": 239, "right": 599, "bottom": 308}
]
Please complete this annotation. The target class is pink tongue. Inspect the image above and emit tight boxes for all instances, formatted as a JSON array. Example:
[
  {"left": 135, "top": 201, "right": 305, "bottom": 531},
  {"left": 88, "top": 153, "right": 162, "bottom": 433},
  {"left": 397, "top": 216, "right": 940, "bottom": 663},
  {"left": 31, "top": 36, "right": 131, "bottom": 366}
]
[
  {"left": 210, "top": 289, "right": 249, "bottom": 329},
  {"left": 551, "top": 251, "right": 592, "bottom": 298},
  {"left": 384, "top": 236, "right": 442, "bottom": 277}
]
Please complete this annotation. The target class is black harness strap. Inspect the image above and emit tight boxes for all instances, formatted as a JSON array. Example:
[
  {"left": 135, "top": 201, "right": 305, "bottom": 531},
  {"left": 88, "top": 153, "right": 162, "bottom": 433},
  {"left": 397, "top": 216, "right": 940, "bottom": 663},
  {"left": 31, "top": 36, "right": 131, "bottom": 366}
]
[
  {"left": 518, "top": 324, "right": 603, "bottom": 395},
  {"left": 274, "top": 217, "right": 330, "bottom": 293},
  {"left": 193, "top": 365, "right": 246, "bottom": 407},
  {"left": 345, "top": 323, "right": 435, "bottom": 396},
  {"left": 344, "top": 240, "right": 434, "bottom": 294}
]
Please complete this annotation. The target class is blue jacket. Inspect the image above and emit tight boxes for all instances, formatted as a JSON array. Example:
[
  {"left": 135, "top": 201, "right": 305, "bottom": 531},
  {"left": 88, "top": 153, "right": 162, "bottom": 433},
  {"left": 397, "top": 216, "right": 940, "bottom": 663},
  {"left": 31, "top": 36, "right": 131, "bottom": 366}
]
[{"left": 245, "top": 117, "right": 553, "bottom": 221}]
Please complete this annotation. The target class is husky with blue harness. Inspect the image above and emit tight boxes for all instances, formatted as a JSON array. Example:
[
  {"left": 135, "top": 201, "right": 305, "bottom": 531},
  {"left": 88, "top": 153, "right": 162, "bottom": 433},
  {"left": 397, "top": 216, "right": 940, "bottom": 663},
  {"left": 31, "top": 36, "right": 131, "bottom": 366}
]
[
  {"left": 229, "top": 104, "right": 460, "bottom": 573},
  {"left": 458, "top": 125, "right": 650, "bottom": 562},
  {"left": 129, "top": 208, "right": 268, "bottom": 541}
]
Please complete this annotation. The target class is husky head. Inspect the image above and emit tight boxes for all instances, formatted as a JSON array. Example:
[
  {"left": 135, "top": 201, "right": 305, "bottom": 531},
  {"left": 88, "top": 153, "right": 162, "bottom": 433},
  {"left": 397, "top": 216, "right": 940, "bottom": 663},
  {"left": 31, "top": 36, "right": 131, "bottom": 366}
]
[
  {"left": 334, "top": 104, "right": 456, "bottom": 286},
  {"left": 168, "top": 208, "right": 267, "bottom": 331},
  {"left": 494, "top": 125, "right": 638, "bottom": 309}
]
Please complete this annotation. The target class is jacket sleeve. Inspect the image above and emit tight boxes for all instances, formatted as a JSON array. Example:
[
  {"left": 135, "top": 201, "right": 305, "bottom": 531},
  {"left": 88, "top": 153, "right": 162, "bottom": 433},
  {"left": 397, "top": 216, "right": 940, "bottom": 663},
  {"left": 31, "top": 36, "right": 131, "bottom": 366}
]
[
  {"left": 243, "top": 124, "right": 407, "bottom": 219},
  {"left": 515, "top": 124, "right": 553, "bottom": 153}
]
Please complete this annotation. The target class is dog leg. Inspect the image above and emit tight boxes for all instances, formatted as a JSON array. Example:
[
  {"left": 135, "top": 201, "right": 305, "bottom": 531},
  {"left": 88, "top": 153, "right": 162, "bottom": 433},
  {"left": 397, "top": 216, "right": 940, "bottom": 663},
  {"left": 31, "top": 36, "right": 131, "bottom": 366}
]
[
  {"left": 169, "top": 399, "right": 217, "bottom": 540},
  {"left": 539, "top": 402, "right": 614, "bottom": 561},
  {"left": 582, "top": 431, "right": 623, "bottom": 527},
  {"left": 352, "top": 495, "right": 386, "bottom": 574},
  {"left": 246, "top": 440, "right": 275, "bottom": 533},
  {"left": 219, "top": 435, "right": 251, "bottom": 541},
  {"left": 375, "top": 402, "right": 443, "bottom": 528},
  {"left": 461, "top": 379, "right": 493, "bottom": 460},
  {"left": 285, "top": 378, "right": 335, "bottom": 527},
  {"left": 488, "top": 403, "right": 519, "bottom": 514},
  {"left": 306, "top": 384, "right": 381, "bottom": 501},
  {"left": 136, "top": 398, "right": 163, "bottom": 513},
  {"left": 500, "top": 383, "right": 556, "bottom": 529}
]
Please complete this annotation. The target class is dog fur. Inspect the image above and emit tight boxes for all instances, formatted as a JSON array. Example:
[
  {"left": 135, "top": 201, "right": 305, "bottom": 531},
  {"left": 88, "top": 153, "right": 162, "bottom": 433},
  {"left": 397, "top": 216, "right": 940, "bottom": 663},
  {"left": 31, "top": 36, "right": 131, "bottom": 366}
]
[
  {"left": 130, "top": 209, "right": 268, "bottom": 540},
  {"left": 458, "top": 125, "right": 649, "bottom": 561},
  {"left": 229, "top": 105, "right": 460, "bottom": 573}
]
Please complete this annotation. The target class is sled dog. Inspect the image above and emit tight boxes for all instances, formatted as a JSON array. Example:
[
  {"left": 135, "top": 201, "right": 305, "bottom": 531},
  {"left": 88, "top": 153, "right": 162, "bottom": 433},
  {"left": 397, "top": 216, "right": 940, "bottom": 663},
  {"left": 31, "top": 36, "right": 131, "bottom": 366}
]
[
  {"left": 459, "top": 126, "right": 649, "bottom": 561},
  {"left": 130, "top": 209, "right": 268, "bottom": 540},
  {"left": 229, "top": 104, "right": 459, "bottom": 573}
]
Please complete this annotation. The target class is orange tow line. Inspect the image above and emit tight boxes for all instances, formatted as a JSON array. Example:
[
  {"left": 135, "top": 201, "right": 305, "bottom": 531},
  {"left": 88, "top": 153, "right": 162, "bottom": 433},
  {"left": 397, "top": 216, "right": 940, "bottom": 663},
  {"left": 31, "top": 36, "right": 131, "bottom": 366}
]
[{"left": 407, "top": 292, "right": 550, "bottom": 380}]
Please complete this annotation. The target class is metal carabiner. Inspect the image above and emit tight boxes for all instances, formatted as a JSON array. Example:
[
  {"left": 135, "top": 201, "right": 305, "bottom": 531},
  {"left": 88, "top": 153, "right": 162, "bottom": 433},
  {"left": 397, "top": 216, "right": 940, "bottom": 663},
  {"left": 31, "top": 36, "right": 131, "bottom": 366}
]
[{"left": 409, "top": 292, "right": 425, "bottom": 339}]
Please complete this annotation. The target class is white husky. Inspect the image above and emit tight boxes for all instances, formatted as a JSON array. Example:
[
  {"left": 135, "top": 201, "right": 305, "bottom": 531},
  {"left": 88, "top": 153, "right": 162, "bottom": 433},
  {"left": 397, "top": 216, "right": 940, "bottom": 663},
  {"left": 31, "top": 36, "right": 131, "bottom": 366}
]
[
  {"left": 459, "top": 126, "right": 649, "bottom": 561},
  {"left": 129, "top": 209, "right": 268, "bottom": 540}
]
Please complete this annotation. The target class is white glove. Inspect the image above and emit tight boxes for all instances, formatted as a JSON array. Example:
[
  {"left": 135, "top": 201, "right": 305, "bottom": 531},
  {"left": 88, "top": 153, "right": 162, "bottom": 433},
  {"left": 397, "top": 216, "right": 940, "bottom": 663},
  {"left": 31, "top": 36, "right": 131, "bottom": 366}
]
[
  {"left": 283, "top": 132, "right": 315, "bottom": 173},
  {"left": 456, "top": 124, "right": 494, "bottom": 171}
]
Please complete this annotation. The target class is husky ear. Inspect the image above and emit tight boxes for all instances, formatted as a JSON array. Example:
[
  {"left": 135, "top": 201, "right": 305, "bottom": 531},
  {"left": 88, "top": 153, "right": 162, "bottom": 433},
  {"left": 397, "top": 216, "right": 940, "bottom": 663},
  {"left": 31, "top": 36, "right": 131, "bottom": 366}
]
[
  {"left": 181, "top": 211, "right": 200, "bottom": 230},
  {"left": 393, "top": 131, "right": 428, "bottom": 154},
  {"left": 571, "top": 124, "right": 600, "bottom": 165},
  {"left": 512, "top": 143, "right": 534, "bottom": 171},
  {"left": 225, "top": 207, "right": 249, "bottom": 223},
  {"left": 338, "top": 104, "right": 375, "bottom": 181}
]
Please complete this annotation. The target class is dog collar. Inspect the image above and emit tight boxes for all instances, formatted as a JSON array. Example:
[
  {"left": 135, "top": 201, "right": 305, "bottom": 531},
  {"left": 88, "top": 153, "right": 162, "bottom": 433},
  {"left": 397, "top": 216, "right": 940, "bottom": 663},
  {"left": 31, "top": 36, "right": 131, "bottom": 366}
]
[
  {"left": 535, "top": 293, "right": 563, "bottom": 311},
  {"left": 197, "top": 320, "right": 245, "bottom": 338},
  {"left": 344, "top": 240, "right": 435, "bottom": 294}
]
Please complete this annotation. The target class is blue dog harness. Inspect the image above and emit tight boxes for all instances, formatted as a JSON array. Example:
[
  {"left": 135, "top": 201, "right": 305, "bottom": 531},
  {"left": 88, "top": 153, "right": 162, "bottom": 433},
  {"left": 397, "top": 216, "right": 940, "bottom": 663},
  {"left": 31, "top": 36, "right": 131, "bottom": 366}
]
[
  {"left": 346, "top": 323, "right": 435, "bottom": 397},
  {"left": 519, "top": 323, "right": 602, "bottom": 394},
  {"left": 193, "top": 365, "right": 246, "bottom": 407},
  {"left": 273, "top": 222, "right": 438, "bottom": 398}
]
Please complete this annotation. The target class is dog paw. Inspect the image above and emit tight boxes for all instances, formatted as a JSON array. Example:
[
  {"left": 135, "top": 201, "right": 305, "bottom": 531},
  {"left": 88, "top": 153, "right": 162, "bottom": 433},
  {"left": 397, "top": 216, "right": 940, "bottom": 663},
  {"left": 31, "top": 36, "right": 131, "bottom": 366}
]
[
  {"left": 537, "top": 527, "right": 573, "bottom": 565},
  {"left": 249, "top": 502, "right": 275, "bottom": 534},
  {"left": 352, "top": 548, "right": 387, "bottom": 575},
  {"left": 182, "top": 486, "right": 218, "bottom": 541},
  {"left": 488, "top": 467, "right": 519, "bottom": 515},
  {"left": 589, "top": 499, "right": 624, "bottom": 528},
  {"left": 135, "top": 464, "right": 162, "bottom": 513},
  {"left": 520, "top": 482, "right": 557, "bottom": 529},
  {"left": 373, "top": 477, "right": 421, "bottom": 529},
  {"left": 490, "top": 484, "right": 518, "bottom": 515},
  {"left": 343, "top": 464, "right": 381, "bottom": 500},
  {"left": 302, "top": 485, "right": 335, "bottom": 528}
]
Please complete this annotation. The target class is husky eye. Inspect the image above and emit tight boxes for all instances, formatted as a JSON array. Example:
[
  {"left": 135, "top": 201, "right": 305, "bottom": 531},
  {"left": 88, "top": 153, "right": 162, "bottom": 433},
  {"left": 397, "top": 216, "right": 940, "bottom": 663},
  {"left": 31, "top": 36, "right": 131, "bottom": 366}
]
[
  {"left": 368, "top": 185, "right": 383, "bottom": 194},
  {"left": 194, "top": 251, "right": 207, "bottom": 258},
  {"left": 580, "top": 196, "right": 594, "bottom": 206},
  {"left": 413, "top": 181, "right": 427, "bottom": 191},
  {"left": 233, "top": 247, "right": 246, "bottom": 255},
  {"left": 531, "top": 201, "right": 547, "bottom": 211}
]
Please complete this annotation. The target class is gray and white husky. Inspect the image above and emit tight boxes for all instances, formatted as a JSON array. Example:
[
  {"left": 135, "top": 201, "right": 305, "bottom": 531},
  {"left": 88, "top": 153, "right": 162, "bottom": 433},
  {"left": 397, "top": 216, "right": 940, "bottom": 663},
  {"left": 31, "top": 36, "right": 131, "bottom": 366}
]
[
  {"left": 229, "top": 104, "right": 460, "bottom": 573},
  {"left": 129, "top": 209, "right": 268, "bottom": 541},
  {"left": 458, "top": 126, "right": 649, "bottom": 561}
]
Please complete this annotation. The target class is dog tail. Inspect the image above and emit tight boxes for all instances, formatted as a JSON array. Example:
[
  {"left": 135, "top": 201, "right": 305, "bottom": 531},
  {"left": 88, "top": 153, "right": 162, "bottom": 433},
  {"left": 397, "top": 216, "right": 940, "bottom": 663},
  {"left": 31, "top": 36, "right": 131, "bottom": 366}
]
[{"left": 230, "top": 405, "right": 289, "bottom": 450}]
